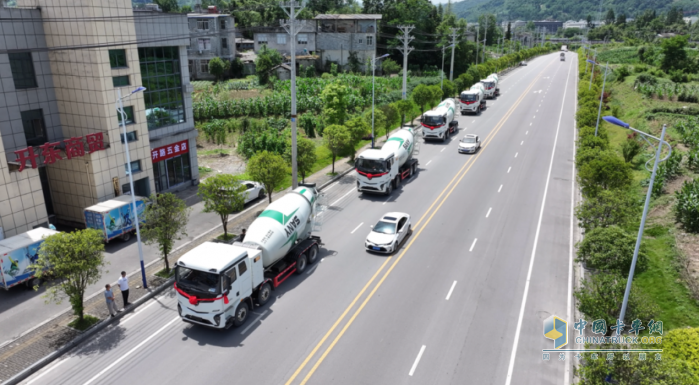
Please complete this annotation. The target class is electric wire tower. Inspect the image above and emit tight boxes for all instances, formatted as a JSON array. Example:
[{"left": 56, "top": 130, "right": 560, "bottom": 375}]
[
  {"left": 396, "top": 25, "right": 415, "bottom": 100},
  {"left": 280, "top": 0, "right": 306, "bottom": 189}
]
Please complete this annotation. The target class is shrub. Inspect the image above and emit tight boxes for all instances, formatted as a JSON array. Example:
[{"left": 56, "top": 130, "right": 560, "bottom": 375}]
[
  {"left": 321, "top": 73, "right": 333, "bottom": 79},
  {"left": 575, "top": 189, "right": 641, "bottom": 232},
  {"left": 621, "top": 137, "right": 642, "bottom": 162},
  {"left": 616, "top": 65, "right": 631, "bottom": 81},
  {"left": 330, "top": 63, "right": 338, "bottom": 76},
  {"left": 578, "top": 152, "right": 632, "bottom": 196},
  {"left": 576, "top": 147, "right": 604, "bottom": 168},
  {"left": 664, "top": 149, "right": 683, "bottom": 180},
  {"left": 635, "top": 73, "right": 657, "bottom": 85},
  {"left": 577, "top": 225, "right": 647, "bottom": 274},
  {"left": 675, "top": 179, "right": 699, "bottom": 233},
  {"left": 633, "top": 64, "right": 648, "bottom": 73},
  {"left": 576, "top": 108, "right": 600, "bottom": 128},
  {"left": 670, "top": 69, "right": 689, "bottom": 83},
  {"left": 662, "top": 328, "right": 699, "bottom": 375},
  {"left": 688, "top": 149, "right": 699, "bottom": 172},
  {"left": 578, "top": 134, "right": 609, "bottom": 152}
]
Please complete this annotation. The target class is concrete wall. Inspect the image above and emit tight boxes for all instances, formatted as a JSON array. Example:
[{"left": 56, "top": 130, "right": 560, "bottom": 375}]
[
  {"left": 253, "top": 23, "right": 317, "bottom": 56},
  {"left": 317, "top": 32, "right": 376, "bottom": 70},
  {"left": 187, "top": 14, "right": 236, "bottom": 80}
]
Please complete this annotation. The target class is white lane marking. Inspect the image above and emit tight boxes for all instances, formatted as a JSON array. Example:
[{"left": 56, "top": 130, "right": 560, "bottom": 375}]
[
  {"left": 530, "top": 123, "right": 532, "bottom": 126},
  {"left": 441, "top": 148, "right": 446, "bottom": 152},
  {"left": 536, "top": 110, "right": 539, "bottom": 113},
  {"left": 533, "top": 116, "right": 536, "bottom": 119},
  {"left": 469, "top": 238, "right": 478, "bottom": 252},
  {"left": 486, "top": 207, "right": 492, "bottom": 218},
  {"left": 472, "top": 120, "right": 476, "bottom": 123},
  {"left": 515, "top": 153, "right": 518, "bottom": 158},
  {"left": 526, "top": 131, "right": 528, "bottom": 135},
  {"left": 445, "top": 281, "right": 457, "bottom": 300},
  {"left": 498, "top": 185, "right": 503, "bottom": 193},
  {"left": 330, "top": 188, "right": 354, "bottom": 206},
  {"left": 566, "top": 59, "right": 578, "bottom": 385},
  {"left": 383, "top": 196, "right": 391, "bottom": 205},
  {"left": 521, "top": 141, "right": 524, "bottom": 145},
  {"left": 350, "top": 222, "right": 364, "bottom": 234},
  {"left": 426, "top": 160, "right": 432, "bottom": 166},
  {"left": 507, "top": 167, "right": 511, "bottom": 173},
  {"left": 241, "top": 310, "right": 269, "bottom": 335},
  {"left": 323, "top": 180, "right": 341, "bottom": 192},
  {"left": 409, "top": 345, "right": 427, "bottom": 376},
  {"left": 505, "top": 51, "right": 573, "bottom": 385},
  {"left": 83, "top": 317, "right": 179, "bottom": 385}
]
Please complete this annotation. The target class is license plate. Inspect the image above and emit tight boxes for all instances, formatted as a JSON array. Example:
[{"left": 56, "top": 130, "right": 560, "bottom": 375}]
[{"left": 372, "top": 246, "right": 381, "bottom": 251}]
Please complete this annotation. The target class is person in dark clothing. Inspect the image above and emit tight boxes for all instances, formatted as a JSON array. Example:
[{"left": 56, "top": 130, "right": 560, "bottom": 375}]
[{"left": 237, "top": 229, "right": 246, "bottom": 242}]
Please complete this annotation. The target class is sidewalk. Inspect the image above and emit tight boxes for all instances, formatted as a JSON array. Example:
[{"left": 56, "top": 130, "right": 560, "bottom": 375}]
[{"left": 0, "top": 136, "right": 373, "bottom": 383}]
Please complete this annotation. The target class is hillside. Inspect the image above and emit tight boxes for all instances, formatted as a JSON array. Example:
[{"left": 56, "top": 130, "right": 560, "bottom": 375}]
[{"left": 453, "top": 0, "right": 698, "bottom": 22}]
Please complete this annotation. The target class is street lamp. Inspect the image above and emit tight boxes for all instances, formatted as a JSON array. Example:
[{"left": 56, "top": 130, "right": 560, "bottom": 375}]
[
  {"left": 603, "top": 117, "right": 672, "bottom": 325},
  {"left": 371, "top": 53, "right": 390, "bottom": 149},
  {"left": 441, "top": 43, "right": 455, "bottom": 90},
  {"left": 116, "top": 86, "right": 148, "bottom": 289},
  {"left": 586, "top": 58, "right": 597, "bottom": 90},
  {"left": 590, "top": 60, "right": 610, "bottom": 136}
]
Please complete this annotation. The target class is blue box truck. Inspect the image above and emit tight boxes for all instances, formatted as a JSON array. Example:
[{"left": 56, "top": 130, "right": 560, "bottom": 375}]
[
  {"left": 0, "top": 227, "right": 59, "bottom": 290},
  {"left": 84, "top": 195, "right": 146, "bottom": 243}
]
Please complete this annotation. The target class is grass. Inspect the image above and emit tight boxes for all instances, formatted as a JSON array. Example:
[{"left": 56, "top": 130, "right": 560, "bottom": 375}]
[
  {"left": 155, "top": 268, "right": 174, "bottom": 278},
  {"left": 199, "top": 148, "right": 231, "bottom": 156},
  {"left": 198, "top": 166, "right": 213, "bottom": 178},
  {"left": 68, "top": 314, "right": 100, "bottom": 331},
  {"left": 600, "top": 66, "right": 699, "bottom": 330}
]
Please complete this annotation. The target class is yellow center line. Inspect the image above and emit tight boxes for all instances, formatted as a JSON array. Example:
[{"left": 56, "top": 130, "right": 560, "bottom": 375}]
[{"left": 287, "top": 60, "right": 554, "bottom": 385}]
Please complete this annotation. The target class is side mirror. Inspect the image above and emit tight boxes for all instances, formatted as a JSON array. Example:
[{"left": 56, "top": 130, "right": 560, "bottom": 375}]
[{"left": 370, "top": 225, "right": 374, "bottom": 229}]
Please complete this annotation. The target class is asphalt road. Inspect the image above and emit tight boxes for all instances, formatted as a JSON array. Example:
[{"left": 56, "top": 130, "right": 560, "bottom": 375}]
[{"left": 22, "top": 51, "right": 578, "bottom": 385}]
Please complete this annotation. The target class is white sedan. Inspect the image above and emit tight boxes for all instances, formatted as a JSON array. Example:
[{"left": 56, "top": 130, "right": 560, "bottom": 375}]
[
  {"left": 365, "top": 212, "right": 412, "bottom": 254},
  {"left": 458, "top": 134, "right": 481, "bottom": 154},
  {"left": 240, "top": 180, "right": 265, "bottom": 204}
]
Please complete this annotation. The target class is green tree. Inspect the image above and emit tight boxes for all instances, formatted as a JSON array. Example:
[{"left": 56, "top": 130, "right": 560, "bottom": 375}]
[
  {"left": 180, "top": 5, "right": 192, "bottom": 13},
  {"left": 363, "top": 108, "right": 386, "bottom": 140},
  {"left": 255, "top": 45, "right": 283, "bottom": 85},
  {"left": 381, "top": 104, "right": 399, "bottom": 139},
  {"left": 141, "top": 193, "right": 191, "bottom": 274},
  {"left": 247, "top": 150, "right": 288, "bottom": 203},
  {"left": 575, "top": 189, "right": 640, "bottom": 232},
  {"left": 660, "top": 35, "right": 689, "bottom": 72},
  {"left": 347, "top": 51, "right": 361, "bottom": 73},
  {"left": 154, "top": 0, "right": 178, "bottom": 12},
  {"left": 574, "top": 273, "right": 657, "bottom": 330},
  {"left": 345, "top": 116, "right": 371, "bottom": 160},
  {"left": 229, "top": 58, "right": 244, "bottom": 78},
  {"left": 441, "top": 80, "right": 456, "bottom": 99},
  {"left": 198, "top": 174, "right": 247, "bottom": 238},
  {"left": 382, "top": 58, "right": 401, "bottom": 75},
  {"left": 578, "top": 152, "right": 632, "bottom": 197},
  {"left": 323, "top": 124, "right": 351, "bottom": 173},
  {"left": 394, "top": 99, "right": 415, "bottom": 127},
  {"left": 283, "top": 136, "right": 317, "bottom": 183},
  {"left": 429, "top": 85, "right": 443, "bottom": 108},
  {"left": 605, "top": 8, "right": 616, "bottom": 26},
  {"left": 577, "top": 225, "right": 648, "bottom": 274},
  {"left": 208, "top": 57, "right": 230, "bottom": 81},
  {"left": 675, "top": 179, "right": 699, "bottom": 233},
  {"left": 321, "top": 81, "right": 350, "bottom": 126},
  {"left": 411, "top": 84, "right": 434, "bottom": 114},
  {"left": 30, "top": 229, "right": 106, "bottom": 322},
  {"left": 505, "top": 22, "right": 511, "bottom": 40}
]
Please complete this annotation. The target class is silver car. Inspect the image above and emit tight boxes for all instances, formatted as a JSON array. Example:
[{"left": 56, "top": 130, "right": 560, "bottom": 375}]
[
  {"left": 458, "top": 134, "right": 481, "bottom": 154},
  {"left": 365, "top": 212, "right": 412, "bottom": 254}
]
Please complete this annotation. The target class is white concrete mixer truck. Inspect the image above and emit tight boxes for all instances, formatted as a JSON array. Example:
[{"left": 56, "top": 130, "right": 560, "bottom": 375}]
[
  {"left": 174, "top": 183, "right": 324, "bottom": 329},
  {"left": 421, "top": 99, "right": 458, "bottom": 142},
  {"left": 459, "top": 87, "right": 485, "bottom": 115},
  {"left": 355, "top": 126, "right": 419, "bottom": 195},
  {"left": 486, "top": 73, "right": 500, "bottom": 97},
  {"left": 480, "top": 77, "right": 497, "bottom": 99}
]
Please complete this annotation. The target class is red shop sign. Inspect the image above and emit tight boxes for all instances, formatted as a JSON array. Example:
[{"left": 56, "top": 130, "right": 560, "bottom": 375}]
[
  {"left": 151, "top": 140, "right": 189, "bottom": 163},
  {"left": 13, "top": 133, "right": 106, "bottom": 172}
]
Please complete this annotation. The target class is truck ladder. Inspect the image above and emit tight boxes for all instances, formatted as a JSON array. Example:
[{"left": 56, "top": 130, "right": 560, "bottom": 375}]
[{"left": 312, "top": 194, "right": 328, "bottom": 232}]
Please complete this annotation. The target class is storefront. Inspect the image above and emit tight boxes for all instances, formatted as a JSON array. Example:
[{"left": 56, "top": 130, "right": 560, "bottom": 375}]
[{"left": 151, "top": 139, "right": 192, "bottom": 192}]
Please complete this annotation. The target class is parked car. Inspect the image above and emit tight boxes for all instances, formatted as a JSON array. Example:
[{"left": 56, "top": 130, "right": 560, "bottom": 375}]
[
  {"left": 239, "top": 181, "right": 265, "bottom": 204},
  {"left": 365, "top": 212, "right": 412, "bottom": 254}
]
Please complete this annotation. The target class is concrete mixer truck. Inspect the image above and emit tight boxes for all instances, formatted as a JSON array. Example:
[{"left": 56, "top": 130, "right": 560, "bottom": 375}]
[
  {"left": 480, "top": 77, "right": 497, "bottom": 99},
  {"left": 174, "top": 183, "right": 324, "bottom": 329},
  {"left": 421, "top": 99, "right": 458, "bottom": 142},
  {"left": 355, "top": 126, "right": 419, "bottom": 195},
  {"left": 459, "top": 87, "right": 485, "bottom": 115},
  {"left": 486, "top": 73, "right": 500, "bottom": 97}
]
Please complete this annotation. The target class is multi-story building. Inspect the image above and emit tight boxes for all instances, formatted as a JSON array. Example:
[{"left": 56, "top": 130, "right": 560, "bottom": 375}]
[
  {"left": 0, "top": 0, "right": 198, "bottom": 235},
  {"left": 253, "top": 23, "right": 317, "bottom": 56},
  {"left": 533, "top": 20, "right": 563, "bottom": 34},
  {"left": 187, "top": 8, "right": 236, "bottom": 80},
  {"left": 314, "top": 14, "right": 381, "bottom": 71},
  {"left": 562, "top": 19, "right": 605, "bottom": 29}
]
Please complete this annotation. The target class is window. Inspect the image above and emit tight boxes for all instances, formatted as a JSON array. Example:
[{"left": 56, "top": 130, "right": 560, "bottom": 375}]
[
  {"left": 125, "top": 160, "right": 142, "bottom": 175},
  {"left": 200, "top": 60, "right": 209, "bottom": 73},
  {"left": 197, "top": 19, "right": 209, "bottom": 30},
  {"left": 298, "top": 34, "right": 308, "bottom": 45},
  {"left": 220, "top": 19, "right": 226, "bottom": 29},
  {"left": 226, "top": 266, "right": 237, "bottom": 284},
  {"left": 197, "top": 38, "right": 211, "bottom": 51},
  {"left": 257, "top": 34, "right": 267, "bottom": 45},
  {"left": 358, "top": 38, "right": 363, "bottom": 44},
  {"left": 9, "top": 53, "right": 38, "bottom": 89},
  {"left": 112, "top": 76, "right": 130, "bottom": 87},
  {"left": 21, "top": 109, "right": 47, "bottom": 146},
  {"left": 188, "top": 60, "right": 193, "bottom": 75},
  {"left": 221, "top": 38, "right": 228, "bottom": 51},
  {"left": 109, "top": 49, "right": 127, "bottom": 68},
  {"left": 138, "top": 47, "right": 186, "bottom": 130},
  {"left": 277, "top": 34, "right": 287, "bottom": 45},
  {"left": 237, "top": 261, "right": 248, "bottom": 276},
  {"left": 153, "top": 153, "right": 191, "bottom": 192},
  {"left": 117, "top": 106, "right": 135, "bottom": 125},
  {"left": 367, "top": 36, "right": 373, "bottom": 46},
  {"left": 120, "top": 131, "right": 137, "bottom": 143}
]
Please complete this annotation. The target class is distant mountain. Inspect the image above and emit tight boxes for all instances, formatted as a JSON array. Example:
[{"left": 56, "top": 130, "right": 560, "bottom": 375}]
[{"left": 452, "top": 0, "right": 698, "bottom": 22}]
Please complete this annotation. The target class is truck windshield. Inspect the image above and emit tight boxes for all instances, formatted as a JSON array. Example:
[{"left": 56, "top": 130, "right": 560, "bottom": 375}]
[
  {"left": 373, "top": 221, "right": 397, "bottom": 235},
  {"left": 176, "top": 266, "right": 221, "bottom": 296},
  {"left": 423, "top": 115, "right": 444, "bottom": 126},
  {"left": 460, "top": 94, "right": 477, "bottom": 102},
  {"left": 356, "top": 158, "right": 387, "bottom": 173}
]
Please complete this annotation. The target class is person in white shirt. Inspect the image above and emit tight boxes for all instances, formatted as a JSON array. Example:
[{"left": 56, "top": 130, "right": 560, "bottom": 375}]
[{"left": 118, "top": 271, "right": 130, "bottom": 308}]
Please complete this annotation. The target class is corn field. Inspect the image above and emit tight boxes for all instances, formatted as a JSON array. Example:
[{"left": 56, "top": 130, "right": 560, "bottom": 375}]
[
  {"left": 193, "top": 74, "right": 407, "bottom": 120},
  {"left": 634, "top": 81, "right": 699, "bottom": 103}
]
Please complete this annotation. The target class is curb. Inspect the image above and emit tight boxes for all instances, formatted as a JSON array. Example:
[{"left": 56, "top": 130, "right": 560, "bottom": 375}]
[
  {"left": 1, "top": 161, "right": 357, "bottom": 385},
  {"left": 4, "top": 277, "right": 175, "bottom": 385}
]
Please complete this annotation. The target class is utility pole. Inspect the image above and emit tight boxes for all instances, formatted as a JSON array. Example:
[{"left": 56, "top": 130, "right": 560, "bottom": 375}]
[
  {"left": 475, "top": 27, "right": 479, "bottom": 65},
  {"left": 396, "top": 25, "right": 415, "bottom": 100},
  {"left": 280, "top": 0, "right": 306, "bottom": 189},
  {"left": 449, "top": 28, "right": 458, "bottom": 81},
  {"left": 482, "top": 17, "right": 488, "bottom": 63}
]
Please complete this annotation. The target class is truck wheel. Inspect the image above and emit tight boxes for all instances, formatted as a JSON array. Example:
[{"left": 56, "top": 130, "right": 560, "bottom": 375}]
[
  {"left": 395, "top": 176, "right": 401, "bottom": 189},
  {"left": 386, "top": 181, "right": 393, "bottom": 195},
  {"left": 307, "top": 245, "right": 319, "bottom": 264},
  {"left": 412, "top": 163, "right": 417, "bottom": 175},
  {"left": 233, "top": 302, "right": 249, "bottom": 327},
  {"left": 258, "top": 190, "right": 264, "bottom": 200},
  {"left": 294, "top": 253, "right": 308, "bottom": 275},
  {"left": 256, "top": 282, "right": 272, "bottom": 306},
  {"left": 121, "top": 232, "right": 131, "bottom": 242}
]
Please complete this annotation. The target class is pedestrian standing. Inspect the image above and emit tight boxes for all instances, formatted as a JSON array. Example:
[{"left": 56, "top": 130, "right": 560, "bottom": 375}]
[
  {"left": 237, "top": 228, "right": 246, "bottom": 243},
  {"left": 104, "top": 284, "right": 118, "bottom": 317},
  {"left": 118, "top": 271, "right": 130, "bottom": 308}
]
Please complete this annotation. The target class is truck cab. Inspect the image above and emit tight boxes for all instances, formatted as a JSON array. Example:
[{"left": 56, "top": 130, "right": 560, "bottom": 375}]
[
  {"left": 421, "top": 99, "right": 457, "bottom": 142},
  {"left": 175, "top": 242, "right": 264, "bottom": 329},
  {"left": 480, "top": 79, "right": 496, "bottom": 99},
  {"left": 459, "top": 90, "right": 483, "bottom": 115}
]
